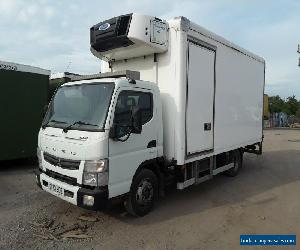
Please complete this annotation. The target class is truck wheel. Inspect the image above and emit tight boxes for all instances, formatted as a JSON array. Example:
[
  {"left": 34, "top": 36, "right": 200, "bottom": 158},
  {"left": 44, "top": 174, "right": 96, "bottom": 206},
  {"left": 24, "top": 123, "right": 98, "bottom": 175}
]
[
  {"left": 125, "top": 168, "right": 158, "bottom": 216},
  {"left": 225, "top": 150, "right": 243, "bottom": 177}
]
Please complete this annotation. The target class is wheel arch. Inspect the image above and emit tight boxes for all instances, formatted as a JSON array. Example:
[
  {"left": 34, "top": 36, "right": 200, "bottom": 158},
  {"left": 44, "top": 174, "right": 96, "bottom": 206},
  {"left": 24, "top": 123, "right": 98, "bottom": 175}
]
[
  {"left": 131, "top": 157, "right": 164, "bottom": 194},
  {"left": 134, "top": 158, "right": 163, "bottom": 178}
]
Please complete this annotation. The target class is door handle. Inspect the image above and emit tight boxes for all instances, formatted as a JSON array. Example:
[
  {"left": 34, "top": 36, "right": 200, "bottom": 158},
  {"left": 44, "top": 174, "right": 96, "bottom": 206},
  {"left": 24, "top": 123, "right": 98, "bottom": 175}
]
[
  {"left": 204, "top": 123, "right": 212, "bottom": 131},
  {"left": 147, "top": 140, "right": 156, "bottom": 148}
]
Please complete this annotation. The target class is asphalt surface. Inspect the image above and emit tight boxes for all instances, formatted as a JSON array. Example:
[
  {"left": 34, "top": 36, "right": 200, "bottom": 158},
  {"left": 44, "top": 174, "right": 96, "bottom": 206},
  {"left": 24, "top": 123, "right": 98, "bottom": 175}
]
[{"left": 1, "top": 129, "right": 300, "bottom": 250}]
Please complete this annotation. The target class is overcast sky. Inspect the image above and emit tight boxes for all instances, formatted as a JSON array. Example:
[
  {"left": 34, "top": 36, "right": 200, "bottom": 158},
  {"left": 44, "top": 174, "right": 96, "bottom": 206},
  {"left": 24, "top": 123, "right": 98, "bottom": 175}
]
[{"left": 0, "top": 0, "right": 299, "bottom": 98}]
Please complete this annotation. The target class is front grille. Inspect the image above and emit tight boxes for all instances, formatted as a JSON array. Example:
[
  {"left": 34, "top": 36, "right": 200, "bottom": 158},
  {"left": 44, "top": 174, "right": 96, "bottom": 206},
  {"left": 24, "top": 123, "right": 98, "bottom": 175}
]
[
  {"left": 43, "top": 152, "right": 59, "bottom": 165},
  {"left": 46, "top": 169, "right": 77, "bottom": 186},
  {"left": 43, "top": 152, "right": 80, "bottom": 170}
]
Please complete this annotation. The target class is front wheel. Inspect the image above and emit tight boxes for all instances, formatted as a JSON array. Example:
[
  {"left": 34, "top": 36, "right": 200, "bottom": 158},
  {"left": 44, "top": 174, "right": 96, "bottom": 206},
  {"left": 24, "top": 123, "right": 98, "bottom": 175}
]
[{"left": 125, "top": 169, "right": 158, "bottom": 216}]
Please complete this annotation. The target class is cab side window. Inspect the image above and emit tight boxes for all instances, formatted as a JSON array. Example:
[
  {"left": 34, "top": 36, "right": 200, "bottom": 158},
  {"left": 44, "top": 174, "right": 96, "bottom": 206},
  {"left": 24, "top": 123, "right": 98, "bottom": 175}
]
[{"left": 114, "top": 91, "right": 153, "bottom": 126}]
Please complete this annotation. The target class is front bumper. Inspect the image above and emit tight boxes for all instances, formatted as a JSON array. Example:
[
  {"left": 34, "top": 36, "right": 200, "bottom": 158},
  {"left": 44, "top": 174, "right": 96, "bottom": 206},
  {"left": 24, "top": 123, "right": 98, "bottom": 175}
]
[{"left": 34, "top": 169, "right": 108, "bottom": 210}]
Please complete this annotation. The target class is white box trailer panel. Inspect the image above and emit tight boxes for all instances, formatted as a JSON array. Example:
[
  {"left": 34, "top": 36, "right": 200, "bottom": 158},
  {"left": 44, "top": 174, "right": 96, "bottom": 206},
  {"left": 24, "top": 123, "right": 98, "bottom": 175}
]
[
  {"left": 212, "top": 40, "right": 265, "bottom": 155},
  {"left": 108, "top": 16, "right": 265, "bottom": 165}
]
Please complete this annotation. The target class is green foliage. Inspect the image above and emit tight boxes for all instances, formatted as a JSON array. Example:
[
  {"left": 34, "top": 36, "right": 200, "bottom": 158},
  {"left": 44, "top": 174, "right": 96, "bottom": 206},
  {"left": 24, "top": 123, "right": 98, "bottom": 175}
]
[
  {"left": 285, "top": 95, "right": 299, "bottom": 115},
  {"left": 269, "top": 95, "right": 300, "bottom": 116},
  {"left": 269, "top": 95, "right": 285, "bottom": 113}
]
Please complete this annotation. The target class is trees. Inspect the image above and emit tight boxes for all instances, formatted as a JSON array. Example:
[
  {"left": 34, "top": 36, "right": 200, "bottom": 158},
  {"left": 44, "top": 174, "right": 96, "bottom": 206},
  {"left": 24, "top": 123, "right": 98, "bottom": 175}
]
[
  {"left": 269, "top": 95, "right": 285, "bottom": 113},
  {"left": 285, "top": 95, "right": 299, "bottom": 115},
  {"left": 268, "top": 95, "right": 300, "bottom": 116}
]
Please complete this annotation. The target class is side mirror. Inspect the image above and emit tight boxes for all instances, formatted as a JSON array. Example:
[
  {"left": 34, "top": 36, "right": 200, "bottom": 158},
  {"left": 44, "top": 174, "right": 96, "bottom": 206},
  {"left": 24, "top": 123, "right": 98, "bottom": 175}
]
[
  {"left": 109, "top": 109, "right": 142, "bottom": 141},
  {"left": 109, "top": 123, "right": 132, "bottom": 140},
  {"left": 132, "top": 108, "right": 142, "bottom": 134}
]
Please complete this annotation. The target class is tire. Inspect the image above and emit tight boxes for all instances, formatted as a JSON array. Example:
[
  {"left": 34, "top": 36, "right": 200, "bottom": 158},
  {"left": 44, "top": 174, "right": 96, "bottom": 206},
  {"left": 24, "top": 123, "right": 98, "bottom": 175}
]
[
  {"left": 125, "top": 168, "right": 158, "bottom": 217},
  {"left": 225, "top": 150, "right": 243, "bottom": 177}
]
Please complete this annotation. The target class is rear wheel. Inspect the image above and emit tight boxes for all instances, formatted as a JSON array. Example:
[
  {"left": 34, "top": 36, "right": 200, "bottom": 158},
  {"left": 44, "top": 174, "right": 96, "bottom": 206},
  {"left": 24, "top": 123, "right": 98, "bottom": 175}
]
[
  {"left": 125, "top": 169, "right": 158, "bottom": 216},
  {"left": 225, "top": 150, "right": 243, "bottom": 177}
]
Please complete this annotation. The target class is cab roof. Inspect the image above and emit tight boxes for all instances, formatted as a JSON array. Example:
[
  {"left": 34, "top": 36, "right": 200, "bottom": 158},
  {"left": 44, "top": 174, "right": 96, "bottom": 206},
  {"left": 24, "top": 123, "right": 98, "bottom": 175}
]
[{"left": 62, "top": 77, "right": 157, "bottom": 91}]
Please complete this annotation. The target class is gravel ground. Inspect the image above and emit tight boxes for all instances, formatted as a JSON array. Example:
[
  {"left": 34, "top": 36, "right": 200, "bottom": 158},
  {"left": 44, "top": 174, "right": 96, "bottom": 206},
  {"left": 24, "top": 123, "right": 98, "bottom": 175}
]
[{"left": 1, "top": 129, "right": 300, "bottom": 250}]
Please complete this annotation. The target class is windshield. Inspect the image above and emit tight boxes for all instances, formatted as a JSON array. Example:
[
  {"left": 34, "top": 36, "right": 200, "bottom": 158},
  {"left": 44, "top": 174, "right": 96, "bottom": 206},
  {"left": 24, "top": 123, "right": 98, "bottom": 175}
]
[{"left": 43, "top": 83, "right": 114, "bottom": 131}]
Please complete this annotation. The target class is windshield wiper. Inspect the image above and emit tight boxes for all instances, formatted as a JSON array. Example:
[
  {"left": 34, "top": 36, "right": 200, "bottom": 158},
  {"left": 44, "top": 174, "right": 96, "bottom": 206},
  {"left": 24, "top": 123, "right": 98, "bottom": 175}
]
[
  {"left": 63, "top": 121, "right": 98, "bottom": 133},
  {"left": 42, "top": 119, "right": 67, "bottom": 129}
]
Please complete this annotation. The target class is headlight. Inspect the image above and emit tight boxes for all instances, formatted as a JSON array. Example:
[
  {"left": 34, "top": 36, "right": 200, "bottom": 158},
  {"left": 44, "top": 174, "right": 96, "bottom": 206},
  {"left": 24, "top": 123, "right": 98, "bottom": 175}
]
[
  {"left": 37, "top": 147, "right": 42, "bottom": 170},
  {"left": 82, "top": 159, "right": 108, "bottom": 187},
  {"left": 84, "top": 159, "right": 108, "bottom": 173}
]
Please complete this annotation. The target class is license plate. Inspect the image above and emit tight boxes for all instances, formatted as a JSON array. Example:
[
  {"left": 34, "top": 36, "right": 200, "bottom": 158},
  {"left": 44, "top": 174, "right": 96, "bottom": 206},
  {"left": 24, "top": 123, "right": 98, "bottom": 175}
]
[{"left": 48, "top": 183, "right": 64, "bottom": 196}]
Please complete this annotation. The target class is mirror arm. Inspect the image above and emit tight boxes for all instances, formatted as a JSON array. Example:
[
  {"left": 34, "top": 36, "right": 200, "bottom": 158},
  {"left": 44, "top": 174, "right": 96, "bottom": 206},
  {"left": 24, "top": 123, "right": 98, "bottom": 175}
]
[
  {"left": 116, "top": 129, "right": 132, "bottom": 142},
  {"left": 109, "top": 124, "right": 132, "bottom": 142}
]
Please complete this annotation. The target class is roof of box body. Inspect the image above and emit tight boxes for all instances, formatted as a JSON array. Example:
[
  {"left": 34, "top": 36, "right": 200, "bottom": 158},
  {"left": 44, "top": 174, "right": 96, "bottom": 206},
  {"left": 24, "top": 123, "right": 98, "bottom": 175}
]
[
  {"left": 0, "top": 60, "right": 50, "bottom": 75},
  {"left": 169, "top": 16, "right": 265, "bottom": 64}
]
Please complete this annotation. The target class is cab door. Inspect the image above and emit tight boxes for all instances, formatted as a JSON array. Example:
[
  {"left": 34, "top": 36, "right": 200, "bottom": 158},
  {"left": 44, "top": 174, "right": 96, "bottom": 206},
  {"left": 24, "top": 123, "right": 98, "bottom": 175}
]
[{"left": 108, "top": 87, "right": 158, "bottom": 198}]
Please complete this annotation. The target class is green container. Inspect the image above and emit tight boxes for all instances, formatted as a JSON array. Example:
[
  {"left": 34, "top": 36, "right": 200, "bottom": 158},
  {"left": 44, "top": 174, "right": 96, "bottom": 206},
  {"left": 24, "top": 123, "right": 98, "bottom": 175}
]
[{"left": 0, "top": 61, "right": 50, "bottom": 161}]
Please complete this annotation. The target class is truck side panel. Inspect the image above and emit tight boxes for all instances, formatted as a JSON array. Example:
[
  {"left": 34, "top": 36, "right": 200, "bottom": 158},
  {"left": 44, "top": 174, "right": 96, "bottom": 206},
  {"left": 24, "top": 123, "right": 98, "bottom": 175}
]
[
  {"left": 186, "top": 28, "right": 264, "bottom": 158},
  {"left": 214, "top": 44, "right": 264, "bottom": 154}
]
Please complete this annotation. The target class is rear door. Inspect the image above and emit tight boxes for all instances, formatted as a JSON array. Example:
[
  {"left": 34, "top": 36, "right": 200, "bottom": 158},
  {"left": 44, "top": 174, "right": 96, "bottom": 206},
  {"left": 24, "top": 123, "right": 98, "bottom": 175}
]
[{"left": 186, "top": 42, "right": 215, "bottom": 156}]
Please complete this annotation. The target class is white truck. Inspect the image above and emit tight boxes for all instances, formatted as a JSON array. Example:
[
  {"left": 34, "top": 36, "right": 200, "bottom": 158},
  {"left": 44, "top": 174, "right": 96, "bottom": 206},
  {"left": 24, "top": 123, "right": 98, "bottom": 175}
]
[{"left": 35, "top": 14, "right": 265, "bottom": 216}]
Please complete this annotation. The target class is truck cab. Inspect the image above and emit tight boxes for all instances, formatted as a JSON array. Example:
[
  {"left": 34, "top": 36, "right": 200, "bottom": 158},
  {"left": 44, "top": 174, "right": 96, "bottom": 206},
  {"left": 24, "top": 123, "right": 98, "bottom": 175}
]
[{"left": 36, "top": 74, "right": 163, "bottom": 216}]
